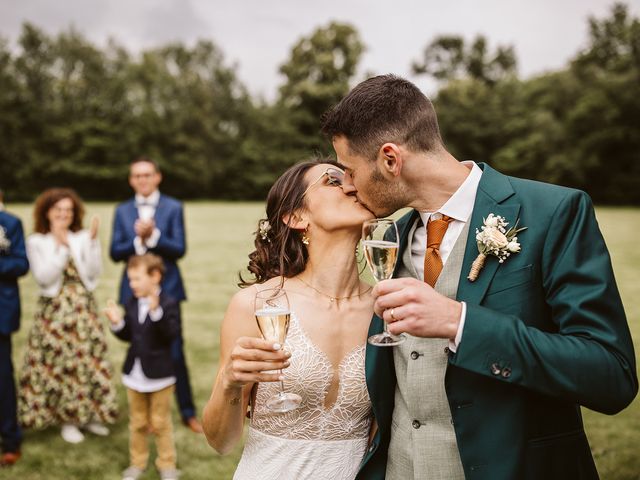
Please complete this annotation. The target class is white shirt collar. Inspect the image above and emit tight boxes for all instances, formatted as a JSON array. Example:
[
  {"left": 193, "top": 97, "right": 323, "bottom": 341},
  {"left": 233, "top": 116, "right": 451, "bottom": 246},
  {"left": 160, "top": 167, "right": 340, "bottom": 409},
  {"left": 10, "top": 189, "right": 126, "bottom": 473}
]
[
  {"left": 135, "top": 190, "right": 160, "bottom": 206},
  {"left": 419, "top": 161, "right": 482, "bottom": 225}
]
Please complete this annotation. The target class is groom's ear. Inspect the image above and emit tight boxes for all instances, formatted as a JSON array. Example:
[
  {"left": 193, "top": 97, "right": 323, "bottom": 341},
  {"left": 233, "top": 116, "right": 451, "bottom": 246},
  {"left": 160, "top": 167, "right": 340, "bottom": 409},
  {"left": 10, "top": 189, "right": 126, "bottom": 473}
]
[
  {"left": 281, "top": 213, "right": 308, "bottom": 231},
  {"left": 378, "top": 143, "right": 403, "bottom": 178}
]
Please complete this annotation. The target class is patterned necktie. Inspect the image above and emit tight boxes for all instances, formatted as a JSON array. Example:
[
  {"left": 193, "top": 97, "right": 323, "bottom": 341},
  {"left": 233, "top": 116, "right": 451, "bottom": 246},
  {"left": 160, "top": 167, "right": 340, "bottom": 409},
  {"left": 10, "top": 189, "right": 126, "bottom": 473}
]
[{"left": 423, "top": 215, "right": 453, "bottom": 287}]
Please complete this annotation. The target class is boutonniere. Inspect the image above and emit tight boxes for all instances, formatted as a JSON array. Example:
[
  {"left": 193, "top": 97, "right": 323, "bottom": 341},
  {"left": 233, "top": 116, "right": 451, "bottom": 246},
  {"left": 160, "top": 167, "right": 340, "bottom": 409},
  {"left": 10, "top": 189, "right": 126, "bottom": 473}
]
[
  {"left": 468, "top": 213, "right": 526, "bottom": 282},
  {"left": 0, "top": 226, "right": 10, "bottom": 253}
]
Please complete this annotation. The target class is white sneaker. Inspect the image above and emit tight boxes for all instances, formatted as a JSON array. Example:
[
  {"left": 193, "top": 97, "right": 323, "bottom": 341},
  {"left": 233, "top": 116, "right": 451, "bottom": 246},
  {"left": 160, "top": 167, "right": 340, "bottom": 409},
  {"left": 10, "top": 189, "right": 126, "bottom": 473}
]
[
  {"left": 85, "top": 422, "right": 110, "bottom": 436},
  {"left": 122, "top": 466, "right": 144, "bottom": 480},
  {"left": 61, "top": 424, "right": 85, "bottom": 444},
  {"left": 159, "top": 469, "right": 180, "bottom": 480}
]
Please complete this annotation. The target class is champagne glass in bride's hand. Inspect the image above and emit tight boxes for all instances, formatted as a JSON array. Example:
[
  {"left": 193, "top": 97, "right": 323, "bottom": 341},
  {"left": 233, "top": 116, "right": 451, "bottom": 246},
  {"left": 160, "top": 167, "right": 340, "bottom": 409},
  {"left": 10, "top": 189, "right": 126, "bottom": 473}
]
[
  {"left": 362, "top": 218, "right": 405, "bottom": 346},
  {"left": 254, "top": 288, "right": 302, "bottom": 412}
]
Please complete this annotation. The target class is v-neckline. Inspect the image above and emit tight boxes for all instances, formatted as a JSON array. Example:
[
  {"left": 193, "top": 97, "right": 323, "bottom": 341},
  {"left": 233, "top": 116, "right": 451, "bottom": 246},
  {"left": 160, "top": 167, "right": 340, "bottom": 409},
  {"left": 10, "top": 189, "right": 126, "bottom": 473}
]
[{"left": 290, "top": 311, "right": 364, "bottom": 411}]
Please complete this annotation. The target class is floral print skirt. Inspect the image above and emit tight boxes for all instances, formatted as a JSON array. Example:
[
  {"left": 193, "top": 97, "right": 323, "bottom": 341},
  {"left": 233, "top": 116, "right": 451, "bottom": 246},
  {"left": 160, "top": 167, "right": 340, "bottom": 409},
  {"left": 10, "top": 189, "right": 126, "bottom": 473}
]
[{"left": 18, "top": 261, "right": 119, "bottom": 429}]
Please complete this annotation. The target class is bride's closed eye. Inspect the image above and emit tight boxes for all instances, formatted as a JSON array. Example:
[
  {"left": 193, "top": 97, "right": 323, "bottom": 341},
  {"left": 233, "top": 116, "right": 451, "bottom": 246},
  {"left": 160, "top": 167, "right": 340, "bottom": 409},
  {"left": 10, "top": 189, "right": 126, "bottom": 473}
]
[{"left": 326, "top": 175, "right": 342, "bottom": 187}]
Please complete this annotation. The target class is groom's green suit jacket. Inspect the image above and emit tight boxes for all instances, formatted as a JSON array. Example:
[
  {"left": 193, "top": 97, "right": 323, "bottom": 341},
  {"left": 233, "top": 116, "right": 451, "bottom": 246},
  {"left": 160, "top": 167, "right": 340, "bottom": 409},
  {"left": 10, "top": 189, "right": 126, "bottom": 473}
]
[{"left": 357, "top": 164, "right": 637, "bottom": 480}]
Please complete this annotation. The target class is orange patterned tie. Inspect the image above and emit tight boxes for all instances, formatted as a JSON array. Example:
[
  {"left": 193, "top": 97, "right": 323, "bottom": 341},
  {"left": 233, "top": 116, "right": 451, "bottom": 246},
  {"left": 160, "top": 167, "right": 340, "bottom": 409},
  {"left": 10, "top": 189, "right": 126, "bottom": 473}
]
[{"left": 423, "top": 215, "right": 453, "bottom": 287}]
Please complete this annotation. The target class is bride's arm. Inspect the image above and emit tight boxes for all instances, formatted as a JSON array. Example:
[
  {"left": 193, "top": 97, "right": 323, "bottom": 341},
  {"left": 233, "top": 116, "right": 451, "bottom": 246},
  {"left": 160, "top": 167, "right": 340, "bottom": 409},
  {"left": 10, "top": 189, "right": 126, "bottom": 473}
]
[{"left": 202, "top": 287, "right": 291, "bottom": 455}]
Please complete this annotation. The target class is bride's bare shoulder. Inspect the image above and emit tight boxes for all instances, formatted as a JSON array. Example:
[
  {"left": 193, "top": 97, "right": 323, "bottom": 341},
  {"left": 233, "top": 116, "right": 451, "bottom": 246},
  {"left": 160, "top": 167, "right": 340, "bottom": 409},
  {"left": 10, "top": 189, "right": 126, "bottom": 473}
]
[{"left": 228, "top": 277, "right": 287, "bottom": 310}]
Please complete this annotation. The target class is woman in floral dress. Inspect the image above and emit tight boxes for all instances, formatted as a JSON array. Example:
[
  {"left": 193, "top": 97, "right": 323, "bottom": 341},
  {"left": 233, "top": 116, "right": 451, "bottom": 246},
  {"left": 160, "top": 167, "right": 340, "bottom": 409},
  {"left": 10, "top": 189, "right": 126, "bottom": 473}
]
[{"left": 18, "top": 188, "right": 118, "bottom": 443}]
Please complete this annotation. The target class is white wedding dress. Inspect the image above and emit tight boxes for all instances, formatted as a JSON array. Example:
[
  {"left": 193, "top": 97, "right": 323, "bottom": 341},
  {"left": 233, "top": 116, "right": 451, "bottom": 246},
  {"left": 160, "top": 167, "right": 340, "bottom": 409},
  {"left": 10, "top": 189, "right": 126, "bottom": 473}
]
[{"left": 233, "top": 312, "right": 372, "bottom": 480}]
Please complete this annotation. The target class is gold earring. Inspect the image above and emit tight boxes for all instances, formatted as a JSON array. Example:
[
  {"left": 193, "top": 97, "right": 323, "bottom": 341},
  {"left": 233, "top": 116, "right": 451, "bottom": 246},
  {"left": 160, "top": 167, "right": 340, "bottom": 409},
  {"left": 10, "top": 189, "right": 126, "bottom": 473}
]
[{"left": 301, "top": 227, "right": 310, "bottom": 245}]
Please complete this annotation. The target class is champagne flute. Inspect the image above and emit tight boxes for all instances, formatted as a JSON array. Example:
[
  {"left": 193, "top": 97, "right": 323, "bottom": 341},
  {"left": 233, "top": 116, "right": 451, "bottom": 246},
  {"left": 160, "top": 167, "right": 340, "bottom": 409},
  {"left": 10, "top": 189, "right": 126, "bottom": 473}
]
[
  {"left": 362, "top": 218, "right": 405, "bottom": 346},
  {"left": 254, "top": 288, "right": 302, "bottom": 412}
]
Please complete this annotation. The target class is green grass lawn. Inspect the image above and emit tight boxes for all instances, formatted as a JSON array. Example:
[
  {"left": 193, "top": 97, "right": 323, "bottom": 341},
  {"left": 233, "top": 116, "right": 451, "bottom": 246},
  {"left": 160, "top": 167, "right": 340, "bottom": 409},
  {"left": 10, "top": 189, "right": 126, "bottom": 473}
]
[{"left": 2, "top": 202, "right": 639, "bottom": 480}]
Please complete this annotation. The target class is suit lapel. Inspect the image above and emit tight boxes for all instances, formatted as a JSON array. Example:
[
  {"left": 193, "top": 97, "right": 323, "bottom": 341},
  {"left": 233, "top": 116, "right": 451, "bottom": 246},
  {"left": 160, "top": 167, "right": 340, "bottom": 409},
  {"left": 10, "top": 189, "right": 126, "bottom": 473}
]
[
  {"left": 457, "top": 164, "right": 520, "bottom": 305},
  {"left": 126, "top": 198, "right": 138, "bottom": 233},
  {"left": 393, "top": 209, "right": 420, "bottom": 278},
  {"left": 154, "top": 194, "right": 167, "bottom": 231}
]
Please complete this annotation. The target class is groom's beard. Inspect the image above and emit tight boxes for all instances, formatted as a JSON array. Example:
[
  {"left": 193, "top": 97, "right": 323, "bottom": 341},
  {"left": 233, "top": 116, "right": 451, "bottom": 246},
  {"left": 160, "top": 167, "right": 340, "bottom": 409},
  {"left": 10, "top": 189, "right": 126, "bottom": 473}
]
[{"left": 362, "top": 176, "right": 408, "bottom": 217}]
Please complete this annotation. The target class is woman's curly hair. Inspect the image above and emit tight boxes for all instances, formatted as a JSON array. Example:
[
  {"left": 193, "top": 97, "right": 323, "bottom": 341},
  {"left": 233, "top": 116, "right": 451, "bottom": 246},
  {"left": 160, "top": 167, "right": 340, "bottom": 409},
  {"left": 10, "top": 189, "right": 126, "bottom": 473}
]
[{"left": 33, "top": 188, "right": 85, "bottom": 234}]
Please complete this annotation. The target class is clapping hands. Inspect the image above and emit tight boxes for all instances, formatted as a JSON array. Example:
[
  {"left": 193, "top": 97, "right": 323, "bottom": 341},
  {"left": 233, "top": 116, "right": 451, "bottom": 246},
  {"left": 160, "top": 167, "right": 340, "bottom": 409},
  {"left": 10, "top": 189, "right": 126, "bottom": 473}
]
[
  {"left": 104, "top": 299, "right": 123, "bottom": 326},
  {"left": 135, "top": 219, "right": 155, "bottom": 240},
  {"left": 89, "top": 216, "right": 100, "bottom": 240}
]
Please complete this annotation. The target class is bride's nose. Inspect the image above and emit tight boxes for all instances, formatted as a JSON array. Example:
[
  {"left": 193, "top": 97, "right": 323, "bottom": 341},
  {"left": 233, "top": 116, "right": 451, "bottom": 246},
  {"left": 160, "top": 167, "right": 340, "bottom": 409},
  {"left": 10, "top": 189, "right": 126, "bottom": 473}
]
[{"left": 341, "top": 181, "right": 357, "bottom": 195}]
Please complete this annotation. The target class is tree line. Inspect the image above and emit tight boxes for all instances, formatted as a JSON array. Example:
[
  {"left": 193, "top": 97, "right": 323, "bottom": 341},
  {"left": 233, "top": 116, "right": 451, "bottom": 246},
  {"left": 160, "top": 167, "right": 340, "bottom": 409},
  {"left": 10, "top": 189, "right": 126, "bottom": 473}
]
[{"left": 0, "top": 3, "right": 638, "bottom": 204}]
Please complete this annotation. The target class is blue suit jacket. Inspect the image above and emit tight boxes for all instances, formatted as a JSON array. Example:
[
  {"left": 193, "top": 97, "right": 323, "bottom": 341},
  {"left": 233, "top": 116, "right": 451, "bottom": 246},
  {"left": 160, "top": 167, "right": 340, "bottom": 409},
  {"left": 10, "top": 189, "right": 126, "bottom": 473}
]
[
  {"left": 0, "top": 211, "right": 29, "bottom": 335},
  {"left": 110, "top": 194, "right": 187, "bottom": 304}
]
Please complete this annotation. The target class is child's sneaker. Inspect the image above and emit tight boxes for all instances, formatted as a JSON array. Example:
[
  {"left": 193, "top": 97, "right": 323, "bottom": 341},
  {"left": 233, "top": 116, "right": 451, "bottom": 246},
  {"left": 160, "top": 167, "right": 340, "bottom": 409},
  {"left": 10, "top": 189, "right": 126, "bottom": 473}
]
[
  {"left": 159, "top": 469, "right": 180, "bottom": 480},
  {"left": 122, "top": 466, "right": 144, "bottom": 480}
]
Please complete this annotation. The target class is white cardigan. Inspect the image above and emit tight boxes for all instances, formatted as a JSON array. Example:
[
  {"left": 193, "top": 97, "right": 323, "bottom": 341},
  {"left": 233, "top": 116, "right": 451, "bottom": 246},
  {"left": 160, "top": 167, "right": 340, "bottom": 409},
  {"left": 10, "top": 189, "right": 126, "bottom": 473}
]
[{"left": 26, "top": 230, "right": 102, "bottom": 297}]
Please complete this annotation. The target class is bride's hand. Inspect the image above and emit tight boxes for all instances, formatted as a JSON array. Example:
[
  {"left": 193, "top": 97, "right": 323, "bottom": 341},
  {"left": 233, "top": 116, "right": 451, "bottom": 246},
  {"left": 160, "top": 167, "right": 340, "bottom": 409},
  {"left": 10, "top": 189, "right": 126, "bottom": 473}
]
[{"left": 223, "top": 337, "right": 291, "bottom": 388}]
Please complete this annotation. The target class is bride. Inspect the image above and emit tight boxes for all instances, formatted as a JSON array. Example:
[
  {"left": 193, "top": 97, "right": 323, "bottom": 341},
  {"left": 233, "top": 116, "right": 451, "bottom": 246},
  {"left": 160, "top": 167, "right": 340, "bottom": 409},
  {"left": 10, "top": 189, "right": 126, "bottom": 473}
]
[{"left": 203, "top": 160, "right": 375, "bottom": 479}]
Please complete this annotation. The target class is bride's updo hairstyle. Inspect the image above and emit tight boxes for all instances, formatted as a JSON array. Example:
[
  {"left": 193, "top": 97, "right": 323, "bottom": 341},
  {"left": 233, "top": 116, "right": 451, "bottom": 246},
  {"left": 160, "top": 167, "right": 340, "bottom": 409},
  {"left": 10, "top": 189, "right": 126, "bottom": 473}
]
[{"left": 239, "top": 159, "right": 339, "bottom": 287}]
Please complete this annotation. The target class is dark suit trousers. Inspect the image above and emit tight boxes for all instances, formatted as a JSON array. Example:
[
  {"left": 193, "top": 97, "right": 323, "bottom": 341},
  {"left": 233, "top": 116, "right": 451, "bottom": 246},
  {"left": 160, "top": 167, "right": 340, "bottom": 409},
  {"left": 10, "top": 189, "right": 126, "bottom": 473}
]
[
  {"left": 173, "top": 304, "right": 195, "bottom": 420},
  {"left": 0, "top": 334, "right": 22, "bottom": 453}
]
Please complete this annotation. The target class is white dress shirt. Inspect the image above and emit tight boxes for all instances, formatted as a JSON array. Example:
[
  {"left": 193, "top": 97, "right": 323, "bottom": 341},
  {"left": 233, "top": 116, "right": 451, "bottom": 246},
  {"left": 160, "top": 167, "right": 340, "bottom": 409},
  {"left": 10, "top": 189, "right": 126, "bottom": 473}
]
[
  {"left": 134, "top": 190, "right": 161, "bottom": 255},
  {"left": 410, "top": 161, "right": 483, "bottom": 351},
  {"left": 114, "top": 296, "right": 176, "bottom": 393}
]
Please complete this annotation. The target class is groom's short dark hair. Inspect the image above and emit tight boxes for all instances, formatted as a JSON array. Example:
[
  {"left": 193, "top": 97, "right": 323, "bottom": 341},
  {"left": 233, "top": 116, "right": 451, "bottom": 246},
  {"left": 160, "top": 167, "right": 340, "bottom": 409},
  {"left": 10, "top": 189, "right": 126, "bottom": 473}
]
[{"left": 320, "top": 74, "right": 443, "bottom": 160}]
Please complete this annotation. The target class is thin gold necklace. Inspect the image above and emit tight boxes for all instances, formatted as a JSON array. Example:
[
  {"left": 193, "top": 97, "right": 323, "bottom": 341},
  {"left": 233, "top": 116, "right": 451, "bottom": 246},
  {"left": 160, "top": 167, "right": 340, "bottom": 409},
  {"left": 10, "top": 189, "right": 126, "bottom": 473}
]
[{"left": 296, "top": 276, "right": 372, "bottom": 303}]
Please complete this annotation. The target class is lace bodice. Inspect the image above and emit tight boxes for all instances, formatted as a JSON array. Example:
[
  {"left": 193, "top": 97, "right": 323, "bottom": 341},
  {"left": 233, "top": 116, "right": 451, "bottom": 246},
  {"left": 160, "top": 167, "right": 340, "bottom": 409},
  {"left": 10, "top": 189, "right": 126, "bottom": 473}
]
[{"left": 251, "top": 312, "right": 372, "bottom": 441}]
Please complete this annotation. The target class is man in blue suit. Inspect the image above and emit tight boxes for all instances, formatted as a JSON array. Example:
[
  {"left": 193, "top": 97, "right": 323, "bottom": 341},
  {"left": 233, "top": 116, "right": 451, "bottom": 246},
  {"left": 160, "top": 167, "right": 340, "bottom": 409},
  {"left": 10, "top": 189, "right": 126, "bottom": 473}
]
[
  {"left": 110, "top": 157, "right": 202, "bottom": 433},
  {"left": 0, "top": 189, "right": 29, "bottom": 467}
]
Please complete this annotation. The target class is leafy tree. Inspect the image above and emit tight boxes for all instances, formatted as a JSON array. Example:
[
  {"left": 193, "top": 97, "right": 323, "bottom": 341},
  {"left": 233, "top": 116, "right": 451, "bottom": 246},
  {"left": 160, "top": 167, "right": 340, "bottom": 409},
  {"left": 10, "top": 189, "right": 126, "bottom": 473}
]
[
  {"left": 278, "top": 21, "right": 364, "bottom": 153},
  {"left": 413, "top": 34, "right": 516, "bottom": 85},
  {"left": 429, "top": 3, "right": 639, "bottom": 204}
]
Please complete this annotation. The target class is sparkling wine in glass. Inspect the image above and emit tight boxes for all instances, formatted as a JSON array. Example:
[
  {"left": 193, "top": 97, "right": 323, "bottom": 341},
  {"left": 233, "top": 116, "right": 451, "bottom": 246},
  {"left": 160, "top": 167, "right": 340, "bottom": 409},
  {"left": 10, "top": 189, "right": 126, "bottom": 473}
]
[
  {"left": 362, "top": 218, "right": 405, "bottom": 346},
  {"left": 254, "top": 288, "right": 302, "bottom": 412}
]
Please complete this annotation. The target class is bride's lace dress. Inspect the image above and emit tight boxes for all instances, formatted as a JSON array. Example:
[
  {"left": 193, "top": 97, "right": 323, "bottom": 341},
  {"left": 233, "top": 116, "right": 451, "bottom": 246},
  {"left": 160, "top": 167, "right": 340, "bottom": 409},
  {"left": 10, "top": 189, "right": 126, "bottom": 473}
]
[{"left": 233, "top": 312, "right": 372, "bottom": 480}]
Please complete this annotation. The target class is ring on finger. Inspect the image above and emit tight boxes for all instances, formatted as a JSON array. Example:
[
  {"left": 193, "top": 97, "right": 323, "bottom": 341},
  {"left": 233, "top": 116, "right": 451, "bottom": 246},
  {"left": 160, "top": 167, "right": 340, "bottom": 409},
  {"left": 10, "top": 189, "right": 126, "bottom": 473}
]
[{"left": 389, "top": 308, "right": 396, "bottom": 321}]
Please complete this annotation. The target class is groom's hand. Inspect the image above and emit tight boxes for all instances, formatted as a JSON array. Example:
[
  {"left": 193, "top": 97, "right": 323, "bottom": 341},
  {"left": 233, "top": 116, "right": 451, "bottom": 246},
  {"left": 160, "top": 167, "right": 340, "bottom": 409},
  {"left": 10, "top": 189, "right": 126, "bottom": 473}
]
[{"left": 373, "top": 278, "right": 462, "bottom": 339}]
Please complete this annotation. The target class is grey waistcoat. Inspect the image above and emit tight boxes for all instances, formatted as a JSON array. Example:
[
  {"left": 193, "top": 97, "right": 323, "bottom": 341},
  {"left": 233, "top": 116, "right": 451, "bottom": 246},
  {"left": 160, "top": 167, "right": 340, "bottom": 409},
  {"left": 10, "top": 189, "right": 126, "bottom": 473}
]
[{"left": 386, "top": 218, "right": 469, "bottom": 480}]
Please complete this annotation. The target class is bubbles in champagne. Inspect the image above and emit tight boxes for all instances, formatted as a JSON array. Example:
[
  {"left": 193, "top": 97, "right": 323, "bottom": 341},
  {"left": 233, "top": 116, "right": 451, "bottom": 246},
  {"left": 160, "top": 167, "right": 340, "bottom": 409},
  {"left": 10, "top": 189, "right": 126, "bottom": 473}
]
[
  {"left": 255, "top": 308, "right": 291, "bottom": 344},
  {"left": 363, "top": 240, "right": 399, "bottom": 282}
]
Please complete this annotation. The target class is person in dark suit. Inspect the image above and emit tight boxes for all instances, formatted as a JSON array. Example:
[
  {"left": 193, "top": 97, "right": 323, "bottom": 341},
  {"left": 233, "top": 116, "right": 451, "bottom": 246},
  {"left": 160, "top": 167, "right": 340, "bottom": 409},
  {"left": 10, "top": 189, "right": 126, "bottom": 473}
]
[
  {"left": 109, "top": 156, "right": 202, "bottom": 433},
  {"left": 320, "top": 74, "right": 638, "bottom": 480},
  {"left": 106, "top": 253, "right": 181, "bottom": 480},
  {"left": 0, "top": 189, "right": 29, "bottom": 467}
]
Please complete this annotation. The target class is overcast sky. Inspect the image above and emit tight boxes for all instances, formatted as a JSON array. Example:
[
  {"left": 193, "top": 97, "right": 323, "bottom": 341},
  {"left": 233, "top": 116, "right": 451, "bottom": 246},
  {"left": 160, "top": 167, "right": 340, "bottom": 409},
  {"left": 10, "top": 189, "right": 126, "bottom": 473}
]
[{"left": 1, "top": 0, "right": 638, "bottom": 99}]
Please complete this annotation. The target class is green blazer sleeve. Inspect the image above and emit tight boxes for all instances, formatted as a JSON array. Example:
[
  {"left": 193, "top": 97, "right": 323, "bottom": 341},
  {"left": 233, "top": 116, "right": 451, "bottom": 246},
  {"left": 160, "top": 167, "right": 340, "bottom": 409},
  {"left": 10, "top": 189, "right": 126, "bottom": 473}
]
[{"left": 450, "top": 190, "right": 637, "bottom": 414}]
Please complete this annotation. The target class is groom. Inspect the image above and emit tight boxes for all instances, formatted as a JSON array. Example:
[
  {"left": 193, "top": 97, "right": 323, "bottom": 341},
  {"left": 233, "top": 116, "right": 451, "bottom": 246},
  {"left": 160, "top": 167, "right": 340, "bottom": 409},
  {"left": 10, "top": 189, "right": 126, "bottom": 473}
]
[{"left": 321, "top": 75, "right": 637, "bottom": 479}]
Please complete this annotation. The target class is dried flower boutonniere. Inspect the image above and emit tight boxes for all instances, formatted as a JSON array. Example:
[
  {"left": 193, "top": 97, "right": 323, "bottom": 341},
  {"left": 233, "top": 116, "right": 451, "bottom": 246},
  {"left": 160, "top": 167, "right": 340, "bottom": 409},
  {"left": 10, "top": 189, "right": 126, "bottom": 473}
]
[{"left": 468, "top": 213, "right": 526, "bottom": 281}]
